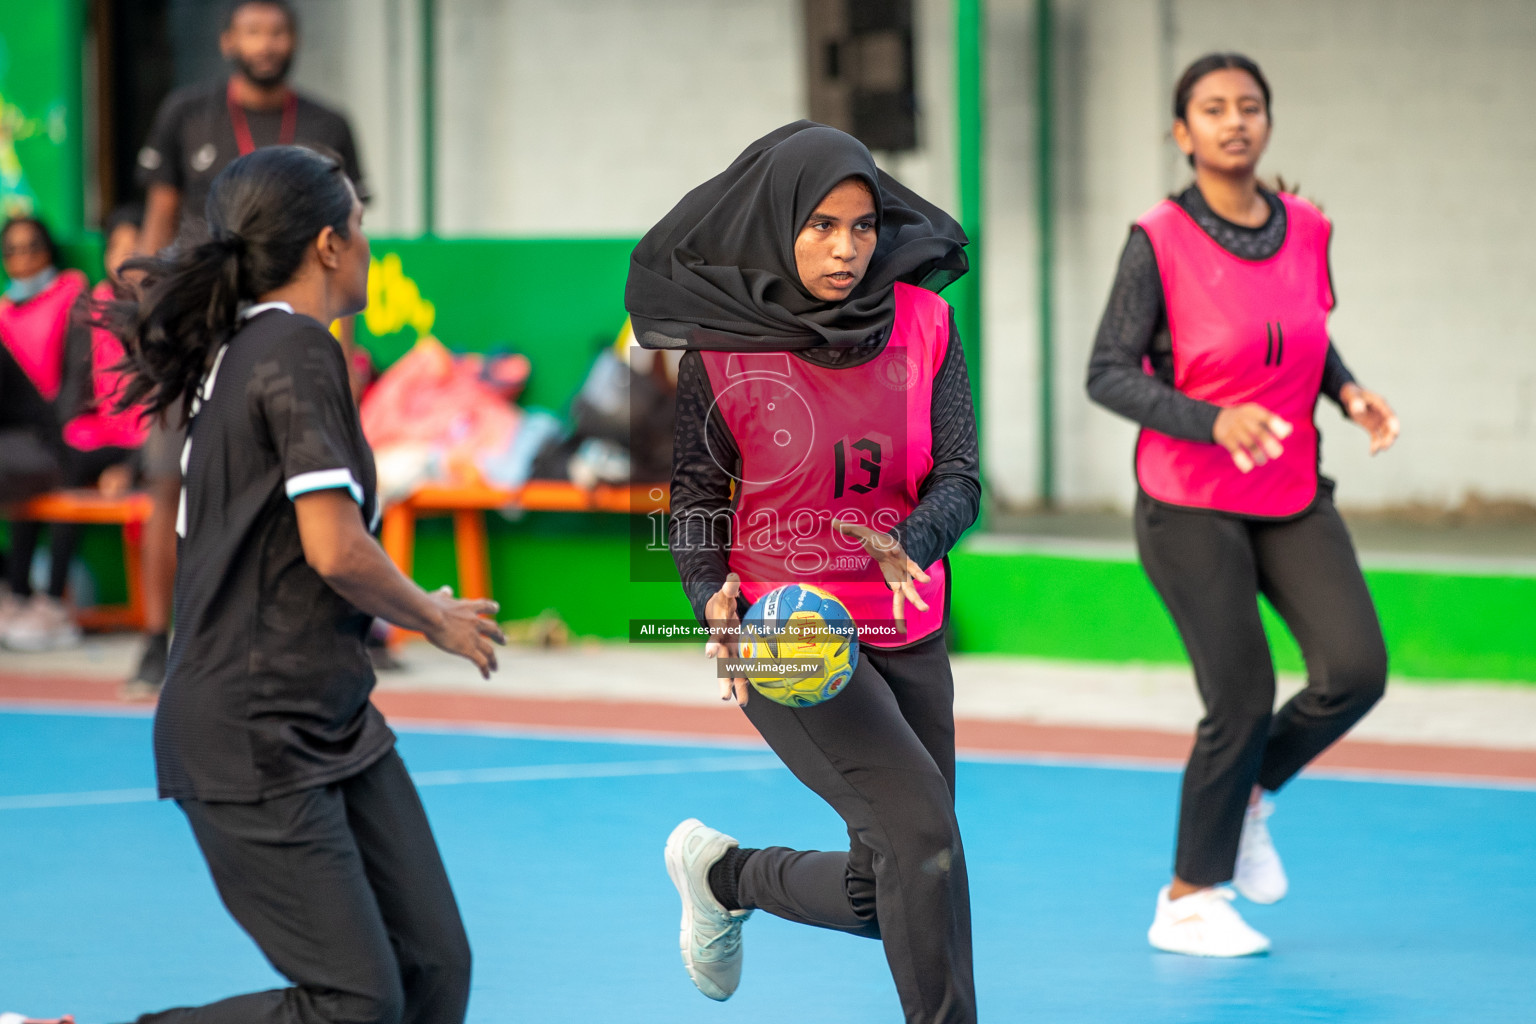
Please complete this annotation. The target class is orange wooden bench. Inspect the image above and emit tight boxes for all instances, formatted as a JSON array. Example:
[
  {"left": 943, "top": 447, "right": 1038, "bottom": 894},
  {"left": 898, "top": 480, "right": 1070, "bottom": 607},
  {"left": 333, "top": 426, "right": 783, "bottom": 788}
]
[
  {"left": 2, "top": 482, "right": 669, "bottom": 639},
  {"left": 2, "top": 490, "right": 153, "bottom": 631},
  {"left": 380, "top": 479, "right": 670, "bottom": 605}
]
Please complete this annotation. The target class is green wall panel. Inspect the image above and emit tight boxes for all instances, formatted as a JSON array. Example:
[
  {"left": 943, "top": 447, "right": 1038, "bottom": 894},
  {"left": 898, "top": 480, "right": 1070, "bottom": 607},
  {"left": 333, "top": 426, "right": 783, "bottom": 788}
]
[
  {"left": 405, "top": 515, "right": 693, "bottom": 639},
  {"left": 947, "top": 549, "right": 1536, "bottom": 683},
  {"left": 0, "top": 1, "right": 84, "bottom": 233},
  {"left": 356, "top": 238, "right": 639, "bottom": 412}
]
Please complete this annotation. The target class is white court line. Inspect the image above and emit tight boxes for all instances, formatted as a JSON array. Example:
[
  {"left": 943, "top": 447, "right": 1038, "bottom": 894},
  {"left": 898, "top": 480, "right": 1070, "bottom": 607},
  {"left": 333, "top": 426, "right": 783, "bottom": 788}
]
[
  {"left": 408, "top": 755, "right": 784, "bottom": 787},
  {"left": 399, "top": 725, "right": 1536, "bottom": 793},
  {"left": 957, "top": 749, "right": 1536, "bottom": 791},
  {"left": 390, "top": 717, "right": 770, "bottom": 751},
  {"left": 0, "top": 755, "right": 787, "bottom": 812},
  {"left": 6, "top": 708, "right": 1532, "bottom": 794}
]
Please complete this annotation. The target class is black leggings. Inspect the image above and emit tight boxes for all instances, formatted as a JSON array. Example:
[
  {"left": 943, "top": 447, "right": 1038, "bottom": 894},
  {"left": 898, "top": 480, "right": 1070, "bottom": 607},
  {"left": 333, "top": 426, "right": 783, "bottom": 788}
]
[
  {"left": 1135, "top": 489, "right": 1388, "bottom": 887},
  {"left": 737, "top": 630, "right": 975, "bottom": 1024},
  {"left": 7, "top": 445, "right": 133, "bottom": 599},
  {"left": 1, "top": 341, "right": 64, "bottom": 586},
  {"left": 129, "top": 750, "right": 471, "bottom": 1024}
]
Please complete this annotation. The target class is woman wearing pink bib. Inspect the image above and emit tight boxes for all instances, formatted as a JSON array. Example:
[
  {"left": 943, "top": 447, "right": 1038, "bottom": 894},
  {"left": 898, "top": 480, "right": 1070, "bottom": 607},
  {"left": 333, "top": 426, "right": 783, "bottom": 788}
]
[
  {"left": 628, "top": 122, "right": 978, "bottom": 1023},
  {"left": 0, "top": 211, "right": 149, "bottom": 652},
  {"left": 1088, "top": 54, "right": 1401, "bottom": 957}
]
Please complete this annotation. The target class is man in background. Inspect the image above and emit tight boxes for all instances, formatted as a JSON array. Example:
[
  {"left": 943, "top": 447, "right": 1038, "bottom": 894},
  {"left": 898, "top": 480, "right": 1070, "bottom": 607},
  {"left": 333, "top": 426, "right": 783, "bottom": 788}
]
[
  {"left": 137, "top": 0, "right": 368, "bottom": 249},
  {"left": 126, "top": 0, "right": 369, "bottom": 694}
]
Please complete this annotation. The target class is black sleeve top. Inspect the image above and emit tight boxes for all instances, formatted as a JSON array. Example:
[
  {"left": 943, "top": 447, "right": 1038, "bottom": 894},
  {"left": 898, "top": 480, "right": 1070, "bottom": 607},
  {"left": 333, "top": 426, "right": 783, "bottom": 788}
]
[
  {"left": 1085, "top": 186, "right": 1358, "bottom": 442},
  {"left": 669, "top": 309, "right": 981, "bottom": 625}
]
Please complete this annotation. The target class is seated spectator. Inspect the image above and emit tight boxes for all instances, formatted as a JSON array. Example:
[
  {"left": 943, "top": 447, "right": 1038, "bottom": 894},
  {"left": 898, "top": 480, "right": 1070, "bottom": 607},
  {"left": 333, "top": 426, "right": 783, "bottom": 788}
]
[
  {"left": 1, "top": 215, "right": 87, "bottom": 648},
  {"left": 61, "top": 206, "right": 149, "bottom": 496},
  {"left": 0, "top": 212, "right": 147, "bottom": 651}
]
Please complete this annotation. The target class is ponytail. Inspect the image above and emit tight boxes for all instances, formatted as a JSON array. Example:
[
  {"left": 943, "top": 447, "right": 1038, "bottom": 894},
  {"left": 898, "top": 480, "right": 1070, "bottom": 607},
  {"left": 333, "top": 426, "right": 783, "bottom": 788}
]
[
  {"left": 98, "top": 234, "right": 245, "bottom": 421},
  {"left": 94, "top": 145, "right": 354, "bottom": 423}
]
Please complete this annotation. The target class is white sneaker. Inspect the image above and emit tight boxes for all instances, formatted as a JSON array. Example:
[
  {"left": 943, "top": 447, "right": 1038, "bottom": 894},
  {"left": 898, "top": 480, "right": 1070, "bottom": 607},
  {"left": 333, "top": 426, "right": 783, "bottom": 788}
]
[
  {"left": 1148, "top": 885, "right": 1271, "bottom": 957},
  {"left": 1234, "top": 797, "right": 1288, "bottom": 904},
  {"left": 3, "top": 595, "right": 82, "bottom": 652},
  {"left": 664, "top": 818, "right": 752, "bottom": 1001}
]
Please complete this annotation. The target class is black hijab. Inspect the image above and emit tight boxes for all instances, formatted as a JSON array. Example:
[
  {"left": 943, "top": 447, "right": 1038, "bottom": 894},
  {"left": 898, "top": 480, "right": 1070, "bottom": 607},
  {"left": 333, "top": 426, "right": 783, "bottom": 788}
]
[{"left": 625, "top": 121, "right": 968, "bottom": 352}]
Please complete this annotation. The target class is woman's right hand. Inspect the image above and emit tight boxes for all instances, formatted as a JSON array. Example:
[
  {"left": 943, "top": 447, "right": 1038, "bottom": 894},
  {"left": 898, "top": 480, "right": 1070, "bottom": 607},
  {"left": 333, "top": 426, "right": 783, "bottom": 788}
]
[
  {"left": 423, "top": 586, "right": 506, "bottom": 680},
  {"left": 704, "top": 573, "right": 751, "bottom": 706},
  {"left": 1213, "top": 403, "right": 1292, "bottom": 473}
]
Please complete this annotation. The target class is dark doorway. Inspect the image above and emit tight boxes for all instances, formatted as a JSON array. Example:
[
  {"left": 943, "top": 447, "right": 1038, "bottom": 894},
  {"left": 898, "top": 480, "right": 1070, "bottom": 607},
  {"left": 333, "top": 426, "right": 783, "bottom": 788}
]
[{"left": 92, "top": 0, "right": 231, "bottom": 222}]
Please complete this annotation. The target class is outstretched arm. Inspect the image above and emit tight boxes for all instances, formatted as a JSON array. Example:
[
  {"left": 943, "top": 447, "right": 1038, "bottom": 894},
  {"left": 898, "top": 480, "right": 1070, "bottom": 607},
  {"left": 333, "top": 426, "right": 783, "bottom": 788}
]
[{"left": 295, "top": 490, "right": 505, "bottom": 677}]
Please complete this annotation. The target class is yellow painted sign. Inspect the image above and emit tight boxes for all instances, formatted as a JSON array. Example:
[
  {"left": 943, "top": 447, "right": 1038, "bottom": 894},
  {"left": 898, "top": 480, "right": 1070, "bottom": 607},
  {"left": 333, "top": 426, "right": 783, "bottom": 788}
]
[{"left": 365, "top": 252, "right": 436, "bottom": 339}]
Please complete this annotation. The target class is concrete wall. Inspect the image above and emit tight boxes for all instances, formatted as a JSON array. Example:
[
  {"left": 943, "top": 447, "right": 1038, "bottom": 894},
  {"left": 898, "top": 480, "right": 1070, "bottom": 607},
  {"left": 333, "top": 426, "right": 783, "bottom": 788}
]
[
  {"left": 287, "top": 0, "right": 960, "bottom": 232},
  {"left": 979, "top": 0, "right": 1536, "bottom": 511},
  {"left": 1162, "top": 0, "right": 1536, "bottom": 511},
  {"left": 283, "top": 0, "right": 424, "bottom": 235},
  {"left": 284, "top": 0, "right": 1536, "bottom": 511},
  {"left": 433, "top": 0, "right": 801, "bottom": 235}
]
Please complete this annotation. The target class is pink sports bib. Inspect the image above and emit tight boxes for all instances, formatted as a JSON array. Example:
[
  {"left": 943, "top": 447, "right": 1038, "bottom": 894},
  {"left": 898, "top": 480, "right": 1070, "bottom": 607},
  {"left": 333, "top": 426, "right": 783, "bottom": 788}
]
[
  {"left": 62, "top": 280, "right": 150, "bottom": 451},
  {"left": 0, "top": 269, "right": 87, "bottom": 402},
  {"left": 701, "top": 282, "right": 950, "bottom": 647},
  {"left": 1134, "top": 194, "right": 1332, "bottom": 517}
]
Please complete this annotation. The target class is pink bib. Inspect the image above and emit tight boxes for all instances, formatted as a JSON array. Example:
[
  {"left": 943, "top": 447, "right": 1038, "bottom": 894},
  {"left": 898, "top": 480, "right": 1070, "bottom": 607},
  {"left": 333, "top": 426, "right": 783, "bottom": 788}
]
[
  {"left": 0, "top": 269, "right": 87, "bottom": 402},
  {"left": 701, "top": 282, "right": 949, "bottom": 647},
  {"left": 1135, "top": 194, "right": 1332, "bottom": 517},
  {"left": 62, "top": 280, "right": 150, "bottom": 451}
]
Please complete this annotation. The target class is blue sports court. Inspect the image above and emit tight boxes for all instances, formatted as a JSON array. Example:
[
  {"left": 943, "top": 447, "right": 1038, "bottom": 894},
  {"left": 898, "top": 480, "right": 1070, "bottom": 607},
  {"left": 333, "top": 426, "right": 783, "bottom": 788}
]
[{"left": 3, "top": 708, "right": 1533, "bottom": 1023}]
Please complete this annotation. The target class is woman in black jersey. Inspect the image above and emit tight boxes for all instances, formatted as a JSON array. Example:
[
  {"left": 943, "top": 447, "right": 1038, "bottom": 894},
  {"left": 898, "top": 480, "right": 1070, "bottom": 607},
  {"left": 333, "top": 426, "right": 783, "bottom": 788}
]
[
  {"left": 627, "top": 122, "right": 979, "bottom": 1024},
  {"left": 1087, "top": 54, "right": 1400, "bottom": 957},
  {"left": 98, "top": 145, "right": 505, "bottom": 1023}
]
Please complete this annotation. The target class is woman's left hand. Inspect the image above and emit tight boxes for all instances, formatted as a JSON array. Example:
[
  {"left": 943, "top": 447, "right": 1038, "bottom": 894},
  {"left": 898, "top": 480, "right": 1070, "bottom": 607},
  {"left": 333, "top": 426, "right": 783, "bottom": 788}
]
[
  {"left": 1341, "top": 383, "right": 1400, "bottom": 454},
  {"left": 832, "top": 519, "right": 931, "bottom": 633}
]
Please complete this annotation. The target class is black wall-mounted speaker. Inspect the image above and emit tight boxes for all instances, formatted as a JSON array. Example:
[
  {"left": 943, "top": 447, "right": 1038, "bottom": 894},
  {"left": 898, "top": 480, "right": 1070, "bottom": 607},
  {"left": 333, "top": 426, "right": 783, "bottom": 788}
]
[{"left": 804, "top": 0, "right": 918, "bottom": 153}]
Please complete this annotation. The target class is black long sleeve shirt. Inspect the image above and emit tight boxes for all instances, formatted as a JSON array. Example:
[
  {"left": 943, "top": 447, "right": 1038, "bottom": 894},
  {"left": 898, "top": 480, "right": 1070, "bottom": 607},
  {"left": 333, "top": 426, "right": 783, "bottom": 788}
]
[
  {"left": 669, "top": 310, "right": 981, "bottom": 625},
  {"left": 1086, "top": 186, "right": 1357, "bottom": 442}
]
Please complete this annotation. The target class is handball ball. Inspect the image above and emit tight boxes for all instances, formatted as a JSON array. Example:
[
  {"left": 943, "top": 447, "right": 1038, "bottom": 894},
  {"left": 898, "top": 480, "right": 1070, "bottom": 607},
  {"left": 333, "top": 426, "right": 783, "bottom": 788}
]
[{"left": 739, "top": 584, "right": 859, "bottom": 707}]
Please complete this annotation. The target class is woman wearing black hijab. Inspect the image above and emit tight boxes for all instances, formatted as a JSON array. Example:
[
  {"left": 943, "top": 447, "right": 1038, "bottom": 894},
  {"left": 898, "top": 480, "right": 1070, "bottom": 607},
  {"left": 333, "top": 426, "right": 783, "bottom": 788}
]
[{"left": 628, "top": 122, "right": 980, "bottom": 1024}]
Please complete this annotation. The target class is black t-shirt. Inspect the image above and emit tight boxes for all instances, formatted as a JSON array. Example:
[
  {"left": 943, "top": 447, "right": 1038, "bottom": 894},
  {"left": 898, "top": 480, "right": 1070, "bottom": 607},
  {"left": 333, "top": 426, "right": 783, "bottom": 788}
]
[
  {"left": 137, "top": 79, "right": 369, "bottom": 235},
  {"left": 154, "top": 306, "right": 390, "bottom": 802}
]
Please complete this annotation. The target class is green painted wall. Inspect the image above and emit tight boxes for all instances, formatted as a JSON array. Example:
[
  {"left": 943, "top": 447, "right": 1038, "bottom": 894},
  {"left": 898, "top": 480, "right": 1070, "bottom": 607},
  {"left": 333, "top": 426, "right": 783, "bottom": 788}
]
[
  {"left": 947, "top": 548, "right": 1536, "bottom": 683},
  {"left": 0, "top": 1, "right": 84, "bottom": 231},
  {"left": 409, "top": 515, "right": 694, "bottom": 638},
  {"left": 953, "top": 0, "right": 985, "bottom": 414},
  {"left": 428, "top": 529, "right": 1536, "bottom": 683},
  {"left": 325, "top": 503, "right": 1536, "bottom": 685},
  {"left": 35, "top": 512, "right": 1536, "bottom": 684},
  {"left": 356, "top": 238, "right": 639, "bottom": 412}
]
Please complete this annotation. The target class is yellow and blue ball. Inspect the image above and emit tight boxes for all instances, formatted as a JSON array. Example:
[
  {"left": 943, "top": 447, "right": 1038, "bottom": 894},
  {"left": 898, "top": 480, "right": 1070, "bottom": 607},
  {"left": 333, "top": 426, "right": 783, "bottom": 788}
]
[{"left": 738, "top": 584, "right": 859, "bottom": 707}]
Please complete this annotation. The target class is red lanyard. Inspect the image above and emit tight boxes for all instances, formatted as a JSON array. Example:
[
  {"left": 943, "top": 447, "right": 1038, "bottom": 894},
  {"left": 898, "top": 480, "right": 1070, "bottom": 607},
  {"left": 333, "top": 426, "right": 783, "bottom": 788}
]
[{"left": 226, "top": 77, "right": 298, "bottom": 156}]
